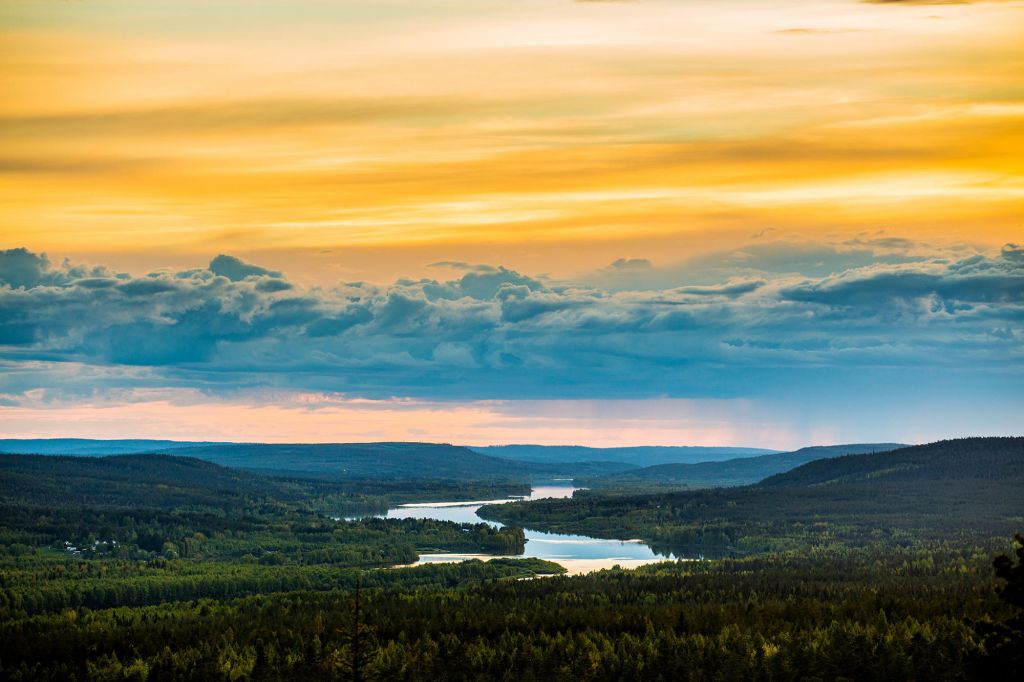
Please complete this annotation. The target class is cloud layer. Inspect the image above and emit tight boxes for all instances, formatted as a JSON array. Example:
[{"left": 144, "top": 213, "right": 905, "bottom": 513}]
[{"left": 1, "top": 243, "right": 1021, "bottom": 407}]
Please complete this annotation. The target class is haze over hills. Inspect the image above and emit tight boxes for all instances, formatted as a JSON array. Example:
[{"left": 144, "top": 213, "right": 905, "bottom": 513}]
[
  {"left": 589, "top": 443, "right": 907, "bottom": 488},
  {"left": 156, "top": 442, "right": 635, "bottom": 480},
  {"left": 1, "top": 439, "right": 777, "bottom": 470},
  {"left": 0, "top": 439, "right": 917, "bottom": 484},
  {"left": 0, "top": 439, "right": 633, "bottom": 480},
  {"left": 470, "top": 444, "right": 778, "bottom": 467},
  {"left": 0, "top": 439, "right": 229, "bottom": 456}
]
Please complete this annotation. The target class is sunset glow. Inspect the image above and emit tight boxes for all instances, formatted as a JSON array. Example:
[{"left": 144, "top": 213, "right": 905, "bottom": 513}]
[{"left": 2, "top": 0, "right": 1022, "bottom": 445}]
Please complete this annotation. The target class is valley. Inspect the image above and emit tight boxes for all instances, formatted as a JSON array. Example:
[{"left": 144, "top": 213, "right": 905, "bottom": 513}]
[{"left": 0, "top": 437, "right": 1021, "bottom": 678}]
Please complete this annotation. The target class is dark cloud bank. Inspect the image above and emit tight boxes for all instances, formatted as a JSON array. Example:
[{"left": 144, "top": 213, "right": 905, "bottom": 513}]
[{"left": 0, "top": 243, "right": 1021, "bottom": 402}]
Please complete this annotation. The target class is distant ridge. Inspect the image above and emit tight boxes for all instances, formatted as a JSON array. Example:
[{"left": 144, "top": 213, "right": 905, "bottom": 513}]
[
  {"left": 592, "top": 443, "right": 906, "bottom": 488},
  {"left": 0, "top": 439, "right": 778, "bottom": 480},
  {"left": 470, "top": 444, "right": 779, "bottom": 467},
  {"left": 163, "top": 442, "right": 640, "bottom": 479},
  {"left": 0, "top": 438, "right": 230, "bottom": 456},
  {"left": 0, "top": 440, "right": 634, "bottom": 481},
  {"left": 0, "top": 439, "right": 772, "bottom": 468}
]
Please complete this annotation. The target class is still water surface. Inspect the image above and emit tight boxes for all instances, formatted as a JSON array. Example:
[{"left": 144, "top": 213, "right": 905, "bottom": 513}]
[{"left": 350, "top": 481, "right": 676, "bottom": 575}]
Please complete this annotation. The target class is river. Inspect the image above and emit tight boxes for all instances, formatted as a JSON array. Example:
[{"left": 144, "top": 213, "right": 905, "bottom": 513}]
[{"left": 346, "top": 480, "right": 677, "bottom": 575}]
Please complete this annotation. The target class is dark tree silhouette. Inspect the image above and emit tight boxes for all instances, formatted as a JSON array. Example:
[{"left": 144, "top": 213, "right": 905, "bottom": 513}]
[
  {"left": 970, "top": 533, "right": 1024, "bottom": 678},
  {"left": 332, "top": 574, "right": 379, "bottom": 682},
  {"left": 993, "top": 532, "right": 1024, "bottom": 610}
]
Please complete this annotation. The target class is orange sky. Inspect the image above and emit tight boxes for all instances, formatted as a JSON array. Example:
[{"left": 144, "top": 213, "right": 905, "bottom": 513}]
[
  {"left": 2, "top": 0, "right": 1022, "bottom": 283},
  {"left": 0, "top": 391, "right": 1011, "bottom": 451}
]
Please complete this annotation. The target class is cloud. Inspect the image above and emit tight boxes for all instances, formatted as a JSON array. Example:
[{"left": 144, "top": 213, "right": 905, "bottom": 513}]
[
  {"left": 0, "top": 244, "right": 1021, "bottom": 405},
  {"left": 208, "top": 254, "right": 282, "bottom": 281},
  {"left": 608, "top": 258, "right": 652, "bottom": 271},
  {"left": 455, "top": 266, "right": 544, "bottom": 300},
  {"left": 0, "top": 247, "right": 112, "bottom": 289},
  {"left": 584, "top": 240, "right": 929, "bottom": 292},
  {"left": 696, "top": 242, "right": 925, "bottom": 278},
  {"left": 1002, "top": 243, "right": 1024, "bottom": 265},
  {"left": 255, "top": 278, "right": 294, "bottom": 293},
  {"left": 781, "top": 249, "right": 1024, "bottom": 307},
  {"left": 427, "top": 261, "right": 499, "bottom": 273},
  {"left": 0, "top": 248, "right": 57, "bottom": 289},
  {"left": 118, "top": 279, "right": 180, "bottom": 296},
  {"left": 0, "top": 96, "right": 487, "bottom": 142},
  {"left": 675, "top": 280, "right": 766, "bottom": 297},
  {"left": 844, "top": 237, "right": 916, "bottom": 250}
]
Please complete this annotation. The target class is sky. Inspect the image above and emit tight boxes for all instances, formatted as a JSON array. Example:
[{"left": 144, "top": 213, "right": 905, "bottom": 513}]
[{"left": 1, "top": 0, "right": 1022, "bottom": 448}]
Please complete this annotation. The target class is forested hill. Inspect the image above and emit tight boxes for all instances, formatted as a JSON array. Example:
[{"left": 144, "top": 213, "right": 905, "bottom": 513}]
[
  {"left": 480, "top": 437, "right": 1024, "bottom": 554},
  {"left": 0, "top": 453, "right": 530, "bottom": 512},
  {"left": 470, "top": 444, "right": 777, "bottom": 466},
  {"left": 0, "top": 453, "right": 286, "bottom": 510},
  {"left": 155, "top": 442, "right": 633, "bottom": 479},
  {"left": 588, "top": 442, "right": 905, "bottom": 488},
  {"left": 760, "top": 437, "right": 1024, "bottom": 487}
]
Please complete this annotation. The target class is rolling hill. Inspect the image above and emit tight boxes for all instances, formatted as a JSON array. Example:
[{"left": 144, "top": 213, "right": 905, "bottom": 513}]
[
  {"left": 0, "top": 440, "right": 636, "bottom": 480},
  {"left": 161, "top": 442, "right": 634, "bottom": 479},
  {"left": 0, "top": 452, "right": 543, "bottom": 513},
  {"left": 0, "top": 453, "right": 292, "bottom": 510},
  {"left": 469, "top": 444, "right": 778, "bottom": 467},
  {"left": 759, "top": 436, "right": 1024, "bottom": 487},
  {"left": 589, "top": 443, "right": 906, "bottom": 488},
  {"left": 480, "top": 437, "right": 1024, "bottom": 554}
]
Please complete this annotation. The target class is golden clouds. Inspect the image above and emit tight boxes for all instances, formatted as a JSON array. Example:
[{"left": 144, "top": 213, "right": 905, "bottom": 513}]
[{"left": 1, "top": 0, "right": 1022, "bottom": 272}]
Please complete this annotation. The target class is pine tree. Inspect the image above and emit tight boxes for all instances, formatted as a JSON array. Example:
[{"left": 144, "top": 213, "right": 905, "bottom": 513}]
[{"left": 331, "top": 573, "right": 378, "bottom": 682}]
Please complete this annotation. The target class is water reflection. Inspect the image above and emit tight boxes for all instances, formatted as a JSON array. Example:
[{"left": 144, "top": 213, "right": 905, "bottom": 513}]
[{"left": 346, "top": 480, "right": 677, "bottom": 574}]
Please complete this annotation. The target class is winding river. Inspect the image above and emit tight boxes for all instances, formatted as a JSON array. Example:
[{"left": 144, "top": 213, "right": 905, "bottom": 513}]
[{"left": 348, "top": 481, "right": 677, "bottom": 575}]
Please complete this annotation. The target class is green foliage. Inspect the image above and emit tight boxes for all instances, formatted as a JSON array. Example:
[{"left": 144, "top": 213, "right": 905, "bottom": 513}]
[
  {"left": 0, "top": 453, "right": 531, "bottom": 515},
  {"left": 0, "top": 545, "right": 1012, "bottom": 680},
  {"left": 1, "top": 438, "right": 1020, "bottom": 680},
  {"left": 482, "top": 438, "right": 1024, "bottom": 556},
  {"left": 759, "top": 437, "right": 1024, "bottom": 488},
  {"left": 0, "top": 454, "right": 534, "bottom": 618},
  {"left": 0, "top": 509, "right": 533, "bottom": 615},
  {"left": 969, "top": 532, "right": 1024, "bottom": 677}
]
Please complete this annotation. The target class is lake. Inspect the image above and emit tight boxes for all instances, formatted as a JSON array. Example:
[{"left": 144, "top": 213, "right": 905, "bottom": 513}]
[{"left": 345, "top": 480, "right": 678, "bottom": 575}]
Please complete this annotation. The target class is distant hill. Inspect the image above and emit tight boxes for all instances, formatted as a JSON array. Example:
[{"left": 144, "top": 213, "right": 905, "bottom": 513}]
[
  {"left": 760, "top": 437, "right": 1024, "bottom": 488},
  {"left": 0, "top": 438, "right": 228, "bottom": 456},
  {"left": 0, "top": 440, "right": 635, "bottom": 480},
  {"left": 469, "top": 444, "right": 778, "bottom": 467},
  {"left": 591, "top": 443, "right": 905, "bottom": 488},
  {"left": 159, "top": 442, "right": 634, "bottom": 480},
  {"left": 481, "top": 437, "right": 1024, "bottom": 553}
]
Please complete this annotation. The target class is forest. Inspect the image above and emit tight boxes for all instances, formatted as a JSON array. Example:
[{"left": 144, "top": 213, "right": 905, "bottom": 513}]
[
  {"left": 0, "top": 438, "right": 1021, "bottom": 679},
  {"left": 480, "top": 438, "right": 1024, "bottom": 556}
]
